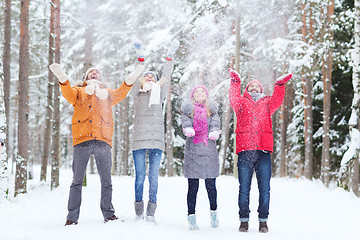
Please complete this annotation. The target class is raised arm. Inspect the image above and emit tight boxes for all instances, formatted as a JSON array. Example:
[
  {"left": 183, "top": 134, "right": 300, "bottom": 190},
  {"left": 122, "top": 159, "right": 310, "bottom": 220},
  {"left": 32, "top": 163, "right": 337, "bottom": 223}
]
[
  {"left": 110, "top": 64, "right": 145, "bottom": 105},
  {"left": 268, "top": 73, "right": 292, "bottom": 115},
  {"left": 49, "top": 63, "right": 79, "bottom": 104},
  {"left": 228, "top": 68, "right": 243, "bottom": 114}
]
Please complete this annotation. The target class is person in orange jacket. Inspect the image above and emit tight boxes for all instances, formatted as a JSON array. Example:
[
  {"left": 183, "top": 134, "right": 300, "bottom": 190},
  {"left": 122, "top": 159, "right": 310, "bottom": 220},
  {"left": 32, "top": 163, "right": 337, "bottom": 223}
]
[{"left": 49, "top": 63, "right": 144, "bottom": 226}]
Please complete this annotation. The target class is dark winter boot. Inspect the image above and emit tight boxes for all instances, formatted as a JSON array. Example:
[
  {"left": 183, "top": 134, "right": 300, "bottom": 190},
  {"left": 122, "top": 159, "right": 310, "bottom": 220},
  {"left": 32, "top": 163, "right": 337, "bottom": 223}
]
[
  {"left": 134, "top": 200, "right": 144, "bottom": 221},
  {"left": 104, "top": 215, "right": 118, "bottom": 223},
  {"left": 64, "top": 220, "right": 78, "bottom": 226},
  {"left": 146, "top": 201, "right": 157, "bottom": 223},
  {"left": 239, "top": 222, "right": 249, "bottom": 232},
  {"left": 259, "top": 222, "right": 268, "bottom": 233}
]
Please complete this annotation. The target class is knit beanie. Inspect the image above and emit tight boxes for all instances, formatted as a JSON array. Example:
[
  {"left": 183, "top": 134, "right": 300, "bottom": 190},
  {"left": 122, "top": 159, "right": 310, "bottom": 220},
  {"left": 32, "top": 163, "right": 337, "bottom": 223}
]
[
  {"left": 84, "top": 67, "right": 102, "bottom": 81},
  {"left": 143, "top": 71, "right": 158, "bottom": 81},
  {"left": 245, "top": 80, "right": 264, "bottom": 93},
  {"left": 190, "top": 85, "right": 209, "bottom": 99}
]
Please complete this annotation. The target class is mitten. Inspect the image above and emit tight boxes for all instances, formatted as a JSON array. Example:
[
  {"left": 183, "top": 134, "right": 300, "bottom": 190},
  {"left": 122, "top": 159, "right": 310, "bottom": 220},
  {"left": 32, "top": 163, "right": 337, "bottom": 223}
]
[
  {"left": 49, "top": 63, "right": 68, "bottom": 83},
  {"left": 166, "top": 39, "right": 180, "bottom": 61},
  {"left": 228, "top": 68, "right": 240, "bottom": 82},
  {"left": 183, "top": 127, "right": 195, "bottom": 137},
  {"left": 125, "top": 64, "right": 145, "bottom": 85},
  {"left": 142, "top": 82, "right": 152, "bottom": 92},
  {"left": 275, "top": 73, "right": 293, "bottom": 85},
  {"left": 134, "top": 40, "right": 144, "bottom": 62},
  {"left": 209, "top": 130, "right": 222, "bottom": 140}
]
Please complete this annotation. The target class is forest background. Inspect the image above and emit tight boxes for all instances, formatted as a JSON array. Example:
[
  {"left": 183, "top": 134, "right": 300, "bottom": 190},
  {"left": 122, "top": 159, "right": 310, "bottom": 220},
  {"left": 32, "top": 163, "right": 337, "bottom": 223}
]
[{"left": 0, "top": 0, "right": 359, "bottom": 199}]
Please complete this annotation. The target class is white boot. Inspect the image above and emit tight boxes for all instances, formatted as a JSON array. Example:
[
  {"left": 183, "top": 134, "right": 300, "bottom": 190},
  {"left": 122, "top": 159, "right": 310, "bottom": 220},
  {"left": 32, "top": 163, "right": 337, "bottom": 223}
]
[
  {"left": 210, "top": 210, "right": 219, "bottom": 228},
  {"left": 187, "top": 214, "right": 199, "bottom": 230}
]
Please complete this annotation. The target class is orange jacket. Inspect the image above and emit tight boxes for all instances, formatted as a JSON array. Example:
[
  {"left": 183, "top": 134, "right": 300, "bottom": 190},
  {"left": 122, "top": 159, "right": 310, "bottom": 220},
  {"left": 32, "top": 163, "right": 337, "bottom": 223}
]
[{"left": 59, "top": 80, "right": 132, "bottom": 147}]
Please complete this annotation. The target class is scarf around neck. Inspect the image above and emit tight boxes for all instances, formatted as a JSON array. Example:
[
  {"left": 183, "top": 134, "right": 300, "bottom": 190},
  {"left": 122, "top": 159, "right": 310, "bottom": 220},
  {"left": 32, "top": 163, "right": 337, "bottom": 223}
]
[
  {"left": 249, "top": 92, "right": 265, "bottom": 102},
  {"left": 193, "top": 102, "right": 208, "bottom": 145}
]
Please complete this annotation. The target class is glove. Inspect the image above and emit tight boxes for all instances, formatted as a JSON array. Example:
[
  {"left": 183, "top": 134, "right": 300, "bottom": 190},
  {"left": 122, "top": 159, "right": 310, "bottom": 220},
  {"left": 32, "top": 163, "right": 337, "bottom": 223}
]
[
  {"left": 183, "top": 127, "right": 195, "bottom": 137},
  {"left": 166, "top": 39, "right": 180, "bottom": 61},
  {"left": 275, "top": 73, "right": 293, "bottom": 85},
  {"left": 134, "top": 40, "right": 144, "bottom": 62},
  {"left": 209, "top": 130, "right": 222, "bottom": 140},
  {"left": 49, "top": 63, "right": 68, "bottom": 83},
  {"left": 228, "top": 68, "right": 240, "bottom": 82},
  {"left": 125, "top": 64, "right": 145, "bottom": 85}
]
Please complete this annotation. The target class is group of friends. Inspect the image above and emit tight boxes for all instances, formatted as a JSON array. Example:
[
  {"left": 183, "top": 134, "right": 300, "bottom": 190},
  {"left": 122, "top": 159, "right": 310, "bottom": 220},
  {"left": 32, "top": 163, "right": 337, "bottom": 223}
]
[{"left": 48, "top": 40, "right": 292, "bottom": 233}]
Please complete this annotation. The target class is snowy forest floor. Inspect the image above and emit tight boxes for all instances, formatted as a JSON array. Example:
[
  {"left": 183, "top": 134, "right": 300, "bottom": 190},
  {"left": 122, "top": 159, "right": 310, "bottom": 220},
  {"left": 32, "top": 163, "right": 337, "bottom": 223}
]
[{"left": 0, "top": 166, "right": 359, "bottom": 240}]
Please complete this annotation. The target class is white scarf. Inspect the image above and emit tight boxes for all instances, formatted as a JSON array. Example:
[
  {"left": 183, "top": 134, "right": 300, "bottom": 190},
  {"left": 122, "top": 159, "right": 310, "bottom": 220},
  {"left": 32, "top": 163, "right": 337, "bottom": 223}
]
[
  {"left": 148, "top": 82, "right": 161, "bottom": 107},
  {"left": 84, "top": 80, "right": 108, "bottom": 100}
]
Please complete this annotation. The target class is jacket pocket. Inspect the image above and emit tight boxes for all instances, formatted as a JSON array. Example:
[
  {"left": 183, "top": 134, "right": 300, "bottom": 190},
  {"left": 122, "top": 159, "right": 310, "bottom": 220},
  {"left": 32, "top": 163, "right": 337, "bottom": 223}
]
[
  {"left": 72, "top": 117, "right": 91, "bottom": 140},
  {"left": 101, "top": 116, "right": 114, "bottom": 140},
  {"left": 261, "top": 131, "right": 273, "bottom": 149}
]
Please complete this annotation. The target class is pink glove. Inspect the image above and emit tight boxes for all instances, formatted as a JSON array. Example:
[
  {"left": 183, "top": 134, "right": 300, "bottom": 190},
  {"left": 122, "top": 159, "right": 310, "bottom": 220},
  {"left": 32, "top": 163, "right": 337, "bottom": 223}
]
[
  {"left": 209, "top": 130, "right": 222, "bottom": 140},
  {"left": 275, "top": 73, "right": 293, "bottom": 85},
  {"left": 228, "top": 68, "right": 240, "bottom": 82},
  {"left": 183, "top": 127, "right": 195, "bottom": 137}
]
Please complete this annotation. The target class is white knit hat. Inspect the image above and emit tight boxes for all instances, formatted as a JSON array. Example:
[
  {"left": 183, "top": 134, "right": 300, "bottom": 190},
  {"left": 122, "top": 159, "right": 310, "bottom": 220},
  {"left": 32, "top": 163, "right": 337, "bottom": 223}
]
[{"left": 83, "top": 68, "right": 102, "bottom": 81}]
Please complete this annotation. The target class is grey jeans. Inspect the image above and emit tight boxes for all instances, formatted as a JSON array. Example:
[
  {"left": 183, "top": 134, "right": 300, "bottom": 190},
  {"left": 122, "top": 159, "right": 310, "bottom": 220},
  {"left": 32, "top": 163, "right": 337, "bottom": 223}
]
[{"left": 67, "top": 140, "right": 115, "bottom": 222}]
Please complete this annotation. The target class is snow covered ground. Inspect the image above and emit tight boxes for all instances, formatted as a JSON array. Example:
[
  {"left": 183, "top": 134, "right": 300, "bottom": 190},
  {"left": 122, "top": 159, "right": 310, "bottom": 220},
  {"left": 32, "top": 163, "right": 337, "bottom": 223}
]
[{"left": 0, "top": 166, "right": 359, "bottom": 240}]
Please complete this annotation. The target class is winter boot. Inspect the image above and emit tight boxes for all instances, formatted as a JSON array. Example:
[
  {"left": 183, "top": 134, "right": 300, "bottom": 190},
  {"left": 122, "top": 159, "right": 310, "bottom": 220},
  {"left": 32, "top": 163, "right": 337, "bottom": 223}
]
[
  {"left": 145, "top": 201, "right": 157, "bottom": 223},
  {"left": 134, "top": 201, "right": 144, "bottom": 221},
  {"left": 259, "top": 222, "right": 268, "bottom": 233},
  {"left": 187, "top": 214, "right": 199, "bottom": 230},
  {"left": 104, "top": 215, "right": 118, "bottom": 223},
  {"left": 210, "top": 210, "right": 219, "bottom": 228},
  {"left": 239, "top": 222, "right": 249, "bottom": 232},
  {"left": 64, "top": 220, "right": 77, "bottom": 226}
]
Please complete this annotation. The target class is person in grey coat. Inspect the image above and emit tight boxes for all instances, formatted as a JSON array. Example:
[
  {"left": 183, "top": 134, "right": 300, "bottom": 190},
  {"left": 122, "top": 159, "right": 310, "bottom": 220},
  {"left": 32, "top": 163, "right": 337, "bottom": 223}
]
[
  {"left": 130, "top": 40, "right": 179, "bottom": 223},
  {"left": 181, "top": 85, "right": 222, "bottom": 230}
]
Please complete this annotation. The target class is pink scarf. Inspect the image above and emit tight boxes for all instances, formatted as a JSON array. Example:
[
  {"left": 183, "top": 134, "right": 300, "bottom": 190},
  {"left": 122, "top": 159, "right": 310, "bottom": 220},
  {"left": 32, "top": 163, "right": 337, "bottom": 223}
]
[{"left": 193, "top": 102, "right": 208, "bottom": 145}]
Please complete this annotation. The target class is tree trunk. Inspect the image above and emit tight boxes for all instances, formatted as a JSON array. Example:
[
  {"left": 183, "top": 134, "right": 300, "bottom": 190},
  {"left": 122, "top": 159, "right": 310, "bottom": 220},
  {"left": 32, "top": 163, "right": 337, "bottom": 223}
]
[
  {"left": 2, "top": 0, "right": 11, "bottom": 172},
  {"left": 0, "top": 70, "right": 9, "bottom": 198},
  {"left": 51, "top": 0, "right": 61, "bottom": 190},
  {"left": 41, "top": 0, "right": 55, "bottom": 182},
  {"left": 352, "top": 153, "right": 360, "bottom": 197},
  {"left": 122, "top": 97, "right": 130, "bottom": 175},
  {"left": 279, "top": 84, "right": 288, "bottom": 177},
  {"left": 301, "top": 2, "right": 314, "bottom": 180},
  {"left": 233, "top": 0, "right": 241, "bottom": 178},
  {"left": 15, "top": 0, "right": 30, "bottom": 197},
  {"left": 321, "top": 0, "right": 334, "bottom": 187},
  {"left": 339, "top": 0, "right": 360, "bottom": 195},
  {"left": 165, "top": 83, "right": 174, "bottom": 176},
  {"left": 112, "top": 103, "right": 120, "bottom": 175},
  {"left": 220, "top": 102, "right": 231, "bottom": 175}
]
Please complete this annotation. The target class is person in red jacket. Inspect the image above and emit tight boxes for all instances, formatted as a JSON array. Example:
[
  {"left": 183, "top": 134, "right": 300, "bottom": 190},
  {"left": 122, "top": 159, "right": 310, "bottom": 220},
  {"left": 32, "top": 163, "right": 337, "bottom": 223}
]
[{"left": 228, "top": 68, "right": 292, "bottom": 233}]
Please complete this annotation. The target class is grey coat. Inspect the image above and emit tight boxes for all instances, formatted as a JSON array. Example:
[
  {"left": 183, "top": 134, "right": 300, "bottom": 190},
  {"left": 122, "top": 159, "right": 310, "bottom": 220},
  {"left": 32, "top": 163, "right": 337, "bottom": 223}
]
[
  {"left": 130, "top": 61, "right": 174, "bottom": 151},
  {"left": 181, "top": 100, "right": 221, "bottom": 179}
]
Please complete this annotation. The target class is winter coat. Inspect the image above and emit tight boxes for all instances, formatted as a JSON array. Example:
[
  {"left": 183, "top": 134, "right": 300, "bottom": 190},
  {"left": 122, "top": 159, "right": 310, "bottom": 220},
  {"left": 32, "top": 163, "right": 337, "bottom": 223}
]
[
  {"left": 130, "top": 61, "right": 174, "bottom": 151},
  {"left": 229, "top": 79, "right": 285, "bottom": 153},
  {"left": 59, "top": 80, "right": 132, "bottom": 147},
  {"left": 181, "top": 101, "right": 221, "bottom": 179}
]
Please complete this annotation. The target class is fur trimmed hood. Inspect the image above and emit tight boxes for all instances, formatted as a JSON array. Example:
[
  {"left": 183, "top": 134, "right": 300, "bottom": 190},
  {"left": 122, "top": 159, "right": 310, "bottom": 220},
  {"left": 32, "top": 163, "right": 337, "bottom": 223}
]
[{"left": 181, "top": 100, "right": 218, "bottom": 116}]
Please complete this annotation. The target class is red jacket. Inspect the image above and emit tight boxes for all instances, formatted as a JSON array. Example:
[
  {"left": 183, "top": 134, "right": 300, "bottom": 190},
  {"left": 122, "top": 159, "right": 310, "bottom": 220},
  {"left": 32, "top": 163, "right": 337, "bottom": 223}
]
[{"left": 229, "top": 79, "right": 285, "bottom": 153}]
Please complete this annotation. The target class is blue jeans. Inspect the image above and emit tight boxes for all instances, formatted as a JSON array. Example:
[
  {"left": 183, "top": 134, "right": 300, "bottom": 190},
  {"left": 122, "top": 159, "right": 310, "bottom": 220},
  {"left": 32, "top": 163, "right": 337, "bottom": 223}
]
[
  {"left": 237, "top": 150, "right": 271, "bottom": 222},
  {"left": 133, "top": 148, "right": 162, "bottom": 203}
]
